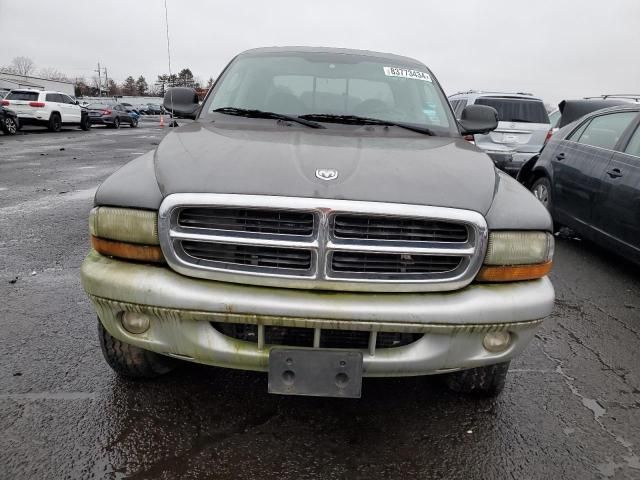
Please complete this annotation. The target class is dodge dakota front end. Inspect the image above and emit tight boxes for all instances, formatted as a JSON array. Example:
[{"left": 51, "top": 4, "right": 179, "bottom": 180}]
[{"left": 81, "top": 47, "right": 555, "bottom": 398}]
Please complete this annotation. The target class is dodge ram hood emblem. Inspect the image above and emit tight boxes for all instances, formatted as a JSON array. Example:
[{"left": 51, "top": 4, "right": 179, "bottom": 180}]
[{"left": 315, "top": 168, "right": 339, "bottom": 181}]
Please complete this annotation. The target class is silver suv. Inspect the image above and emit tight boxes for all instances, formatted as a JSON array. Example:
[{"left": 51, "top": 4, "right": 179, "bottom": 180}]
[{"left": 449, "top": 91, "right": 550, "bottom": 176}]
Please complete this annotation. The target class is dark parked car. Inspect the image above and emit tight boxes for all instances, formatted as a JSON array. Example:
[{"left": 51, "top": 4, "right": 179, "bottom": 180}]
[
  {"left": 519, "top": 104, "right": 640, "bottom": 263},
  {"left": 555, "top": 98, "right": 631, "bottom": 130},
  {"left": 145, "top": 103, "right": 164, "bottom": 115},
  {"left": 86, "top": 103, "right": 138, "bottom": 128},
  {"left": 518, "top": 98, "right": 635, "bottom": 182},
  {"left": 0, "top": 105, "right": 19, "bottom": 135},
  {"left": 81, "top": 47, "right": 555, "bottom": 399},
  {"left": 120, "top": 102, "right": 140, "bottom": 115}
]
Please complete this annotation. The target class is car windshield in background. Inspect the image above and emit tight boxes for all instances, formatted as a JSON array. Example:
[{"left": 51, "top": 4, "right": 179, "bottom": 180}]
[
  {"left": 6, "top": 91, "right": 39, "bottom": 101},
  {"left": 475, "top": 97, "right": 549, "bottom": 124},
  {"left": 207, "top": 52, "right": 454, "bottom": 134}
]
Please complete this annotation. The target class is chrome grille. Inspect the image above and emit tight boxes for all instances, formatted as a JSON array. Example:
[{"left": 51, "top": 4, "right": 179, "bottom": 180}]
[
  {"left": 182, "top": 240, "right": 312, "bottom": 271},
  {"left": 331, "top": 251, "right": 462, "bottom": 275},
  {"left": 179, "top": 207, "right": 314, "bottom": 236},
  {"left": 159, "top": 194, "right": 488, "bottom": 292},
  {"left": 333, "top": 214, "right": 468, "bottom": 242}
]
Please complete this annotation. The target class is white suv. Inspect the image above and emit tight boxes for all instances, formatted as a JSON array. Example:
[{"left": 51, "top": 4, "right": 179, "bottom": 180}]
[
  {"left": 449, "top": 91, "right": 550, "bottom": 177},
  {"left": 1, "top": 89, "right": 90, "bottom": 132}
]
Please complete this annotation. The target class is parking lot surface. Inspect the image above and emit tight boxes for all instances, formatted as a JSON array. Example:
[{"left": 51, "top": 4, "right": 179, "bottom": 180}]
[{"left": 1, "top": 124, "right": 639, "bottom": 479}]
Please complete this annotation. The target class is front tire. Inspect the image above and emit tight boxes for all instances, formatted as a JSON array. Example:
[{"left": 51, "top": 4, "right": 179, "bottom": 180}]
[
  {"left": 3, "top": 117, "right": 18, "bottom": 135},
  {"left": 98, "top": 319, "right": 176, "bottom": 379},
  {"left": 113, "top": 117, "right": 120, "bottom": 129},
  {"left": 531, "top": 176, "right": 561, "bottom": 232},
  {"left": 531, "top": 177, "right": 552, "bottom": 210},
  {"left": 48, "top": 113, "right": 62, "bottom": 132},
  {"left": 444, "top": 362, "right": 510, "bottom": 397},
  {"left": 130, "top": 118, "right": 138, "bottom": 128},
  {"left": 81, "top": 115, "right": 91, "bottom": 131}
]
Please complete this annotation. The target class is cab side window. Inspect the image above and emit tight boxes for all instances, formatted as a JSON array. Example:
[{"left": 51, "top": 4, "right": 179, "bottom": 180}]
[
  {"left": 46, "top": 93, "right": 62, "bottom": 102},
  {"left": 624, "top": 125, "right": 640, "bottom": 157},
  {"left": 574, "top": 112, "right": 638, "bottom": 150}
]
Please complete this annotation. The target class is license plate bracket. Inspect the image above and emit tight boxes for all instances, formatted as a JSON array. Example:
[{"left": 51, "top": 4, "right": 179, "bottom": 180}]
[{"left": 268, "top": 349, "right": 363, "bottom": 398}]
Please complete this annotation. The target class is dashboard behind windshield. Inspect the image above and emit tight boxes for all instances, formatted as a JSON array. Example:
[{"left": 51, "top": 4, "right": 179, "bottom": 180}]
[{"left": 205, "top": 52, "right": 456, "bottom": 134}]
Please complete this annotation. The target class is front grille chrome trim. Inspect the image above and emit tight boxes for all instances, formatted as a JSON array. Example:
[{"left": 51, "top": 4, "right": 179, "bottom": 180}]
[{"left": 159, "top": 194, "right": 488, "bottom": 293}]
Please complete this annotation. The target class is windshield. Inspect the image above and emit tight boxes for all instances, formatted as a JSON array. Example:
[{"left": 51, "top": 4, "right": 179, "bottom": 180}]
[
  {"left": 205, "top": 52, "right": 455, "bottom": 134},
  {"left": 6, "top": 91, "right": 39, "bottom": 101},
  {"left": 475, "top": 97, "right": 549, "bottom": 124}
]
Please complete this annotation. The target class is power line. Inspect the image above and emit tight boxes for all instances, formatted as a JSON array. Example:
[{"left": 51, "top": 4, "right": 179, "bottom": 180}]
[{"left": 164, "top": 0, "right": 174, "bottom": 118}]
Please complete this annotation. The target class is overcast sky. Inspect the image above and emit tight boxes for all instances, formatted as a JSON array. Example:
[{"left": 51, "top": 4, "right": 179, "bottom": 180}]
[{"left": 1, "top": 0, "right": 639, "bottom": 105}]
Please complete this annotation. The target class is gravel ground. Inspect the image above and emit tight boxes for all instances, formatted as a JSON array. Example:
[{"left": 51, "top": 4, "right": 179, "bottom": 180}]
[{"left": 1, "top": 124, "right": 639, "bottom": 479}]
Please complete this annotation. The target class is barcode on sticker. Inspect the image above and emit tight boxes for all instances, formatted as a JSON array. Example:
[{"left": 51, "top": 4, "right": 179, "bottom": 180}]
[{"left": 383, "top": 67, "right": 432, "bottom": 82}]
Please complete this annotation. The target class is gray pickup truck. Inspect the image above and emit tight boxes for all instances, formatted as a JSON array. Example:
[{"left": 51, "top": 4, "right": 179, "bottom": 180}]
[{"left": 81, "top": 47, "right": 555, "bottom": 398}]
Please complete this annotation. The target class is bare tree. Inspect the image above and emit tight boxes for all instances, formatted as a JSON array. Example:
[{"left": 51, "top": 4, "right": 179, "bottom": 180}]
[
  {"left": 39, "top": 67, "right": 70, "bottom": 81},
  {"left": 11, "top": 56, "right": 35, "bottom": 76}
]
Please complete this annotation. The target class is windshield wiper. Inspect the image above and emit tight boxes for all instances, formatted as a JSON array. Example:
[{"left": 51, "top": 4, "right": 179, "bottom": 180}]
[
  {"left": 508, "top": 118, "right": 534, "bottom": 124},
  {"left": 298, "top": 114, "right": 435, "bottom": 136},
  {"left": 213, "top": 107, "right": 325, "bottom": 129}
]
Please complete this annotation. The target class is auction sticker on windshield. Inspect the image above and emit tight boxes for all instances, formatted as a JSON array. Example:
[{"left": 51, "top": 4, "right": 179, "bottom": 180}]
[{"left": 383, "top": 67, "right": 432, "bottom": 82}]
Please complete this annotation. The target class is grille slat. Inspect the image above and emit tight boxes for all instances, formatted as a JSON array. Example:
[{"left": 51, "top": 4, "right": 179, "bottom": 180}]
[
  {"left": 182, "top": 241, "right": 312, "bottom": 270},
  {"left": 333, "top": 214, "right": 468, "bottom": 242},
  {"left": 332, "top": 251, "right": 462, "bottom": 274},
  {"left": 179, "top": 207, "right": 314, "bottom": 236},
  {"left": 211, "top": 323, "right": 422, "bottom": 350}
]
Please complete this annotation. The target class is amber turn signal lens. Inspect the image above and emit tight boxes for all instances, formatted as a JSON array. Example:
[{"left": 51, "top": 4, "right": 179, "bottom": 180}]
[
  {"left": 91, "top": 236, "right": 164, "bottom": 263},
  {"left": 476, "top": 261, "right": 552, "bottom": 282}
]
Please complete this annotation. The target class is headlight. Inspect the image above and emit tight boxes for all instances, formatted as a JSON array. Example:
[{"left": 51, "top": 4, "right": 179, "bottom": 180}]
[
  {"left": 476, "top": 231, "right": 553, "bottom": 282},
  {"left": 89, "top": 207, "right": 163, "bottom": 263}
]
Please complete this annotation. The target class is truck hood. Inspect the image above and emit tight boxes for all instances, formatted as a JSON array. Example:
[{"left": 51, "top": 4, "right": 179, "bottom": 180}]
[{"left": 154, "top": 121, "right": 498, "bottom": 214}]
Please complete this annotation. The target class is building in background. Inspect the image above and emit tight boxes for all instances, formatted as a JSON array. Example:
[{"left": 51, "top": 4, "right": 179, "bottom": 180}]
[{"left": 0, "top": 72, "right": 75, "bottom": 97}]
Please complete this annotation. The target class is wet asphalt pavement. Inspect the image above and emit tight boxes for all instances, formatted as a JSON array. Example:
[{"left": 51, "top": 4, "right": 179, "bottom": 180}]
[{"left": 1, "top": 123, "right": 639, "bottom": 480}]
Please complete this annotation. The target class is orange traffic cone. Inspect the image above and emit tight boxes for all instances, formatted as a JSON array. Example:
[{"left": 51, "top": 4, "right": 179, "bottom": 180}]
[{"left": 159, "top": 114, "right": 165, "bottom": 128}]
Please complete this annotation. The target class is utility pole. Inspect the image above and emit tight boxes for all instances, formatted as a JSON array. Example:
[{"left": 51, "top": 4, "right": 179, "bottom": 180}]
[
  {"left": 103, "top": 67, "right": 109, "bottom": 96},
  {"left": 95, "top": 62, "right": 102, "bottom": 97}
]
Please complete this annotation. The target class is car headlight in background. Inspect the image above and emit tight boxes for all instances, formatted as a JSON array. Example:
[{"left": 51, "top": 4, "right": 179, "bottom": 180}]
[
  {"left": 89, "top": 207, "right": 164, "bottom": 263},
  {"left": 476, "top": 231, "right": 553, "bottom": 282}
]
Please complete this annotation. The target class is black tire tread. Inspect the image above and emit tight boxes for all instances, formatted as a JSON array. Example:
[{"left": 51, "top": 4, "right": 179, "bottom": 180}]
[
  {"left": 48, "top": 113, "right": 61, "bottom": 132},
  {"left": 98, "top": 320, "right": 175, "bottom": 379},
  {"left": 444, "top": 362, "right": 510, "bottom": 397},
  {"left": 531, "top": 176, "right": 561, "bottom": 233}
]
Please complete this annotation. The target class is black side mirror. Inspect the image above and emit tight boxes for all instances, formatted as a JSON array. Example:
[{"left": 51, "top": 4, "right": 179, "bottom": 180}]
[
  {"left": 458, "top": 105, "right": 498, "bottom": 135},
  {"left": 163, "top": 87, "right": 200, "bottom": 120}
]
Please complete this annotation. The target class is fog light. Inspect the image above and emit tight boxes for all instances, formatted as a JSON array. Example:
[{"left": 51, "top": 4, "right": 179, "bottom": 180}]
[
  {"left": 482, "top": 331, "right": 511, "bottom": 352},
  {"left": 121, "top": 312, "right": 150, "bottom": 334}
]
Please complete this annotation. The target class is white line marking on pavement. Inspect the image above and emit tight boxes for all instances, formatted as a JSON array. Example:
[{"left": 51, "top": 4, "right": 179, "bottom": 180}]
[{"left": 0, "top": 392, "right": 97, "bottom": 401}]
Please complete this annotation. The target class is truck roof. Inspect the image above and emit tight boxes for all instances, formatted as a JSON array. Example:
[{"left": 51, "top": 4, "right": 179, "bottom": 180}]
[{"left": 238, "top": 46, "right": 426, "bottom": 68}]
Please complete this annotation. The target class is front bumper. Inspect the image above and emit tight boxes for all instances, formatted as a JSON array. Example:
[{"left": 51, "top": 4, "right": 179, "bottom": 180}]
[{"left": 81, "top": 251, "right": 555, "bottom": 377}]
